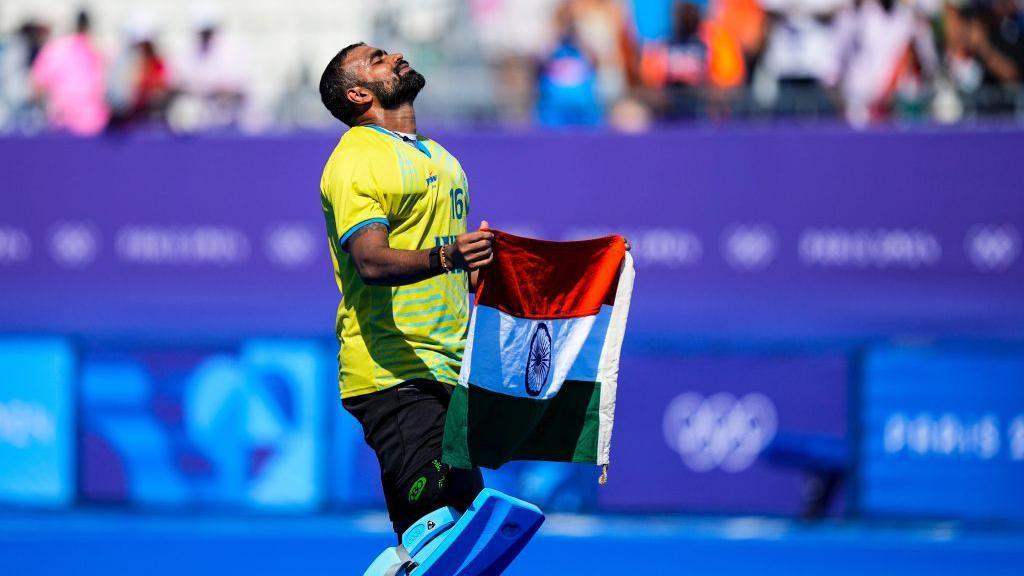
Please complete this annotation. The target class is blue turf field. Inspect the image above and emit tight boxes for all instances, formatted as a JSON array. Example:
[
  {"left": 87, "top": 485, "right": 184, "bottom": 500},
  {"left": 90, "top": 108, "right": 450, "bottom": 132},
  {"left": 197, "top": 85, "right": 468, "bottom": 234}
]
[{"left": 2, "top": 512, "right": 1021, "bottom": 575}]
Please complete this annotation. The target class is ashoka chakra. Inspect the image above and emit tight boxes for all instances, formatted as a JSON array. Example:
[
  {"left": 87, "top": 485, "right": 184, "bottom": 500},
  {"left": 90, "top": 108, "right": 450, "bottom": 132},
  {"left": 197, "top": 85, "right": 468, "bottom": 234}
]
[{"left": 525, "top": 323, "right": 552, "bottom": 396}]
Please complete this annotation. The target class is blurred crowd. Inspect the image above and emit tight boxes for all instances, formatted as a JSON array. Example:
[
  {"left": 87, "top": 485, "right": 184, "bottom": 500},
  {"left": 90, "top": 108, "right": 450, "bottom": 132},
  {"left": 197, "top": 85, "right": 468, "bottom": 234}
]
[
  {"left": 0, "top": 6, "right": 248, "bottom": 136},
  {"left": 1, "top": 0, "right": 1023, "bottom": 135},
  {"left": 533, "top": 0, "right": 1024, "bottom": 129}
]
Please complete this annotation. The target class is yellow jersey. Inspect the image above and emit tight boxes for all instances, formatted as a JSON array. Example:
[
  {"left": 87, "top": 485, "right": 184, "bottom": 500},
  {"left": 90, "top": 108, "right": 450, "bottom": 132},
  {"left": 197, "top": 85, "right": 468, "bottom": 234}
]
[{"left": 320, "top": 124, "right": 470, "bottom": 398}]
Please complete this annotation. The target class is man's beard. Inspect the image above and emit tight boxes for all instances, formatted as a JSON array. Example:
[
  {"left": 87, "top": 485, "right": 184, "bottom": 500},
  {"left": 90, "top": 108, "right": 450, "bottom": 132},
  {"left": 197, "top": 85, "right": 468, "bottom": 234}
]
[{"left": 367, "top": 69, "right": 426, "bottom": 109}]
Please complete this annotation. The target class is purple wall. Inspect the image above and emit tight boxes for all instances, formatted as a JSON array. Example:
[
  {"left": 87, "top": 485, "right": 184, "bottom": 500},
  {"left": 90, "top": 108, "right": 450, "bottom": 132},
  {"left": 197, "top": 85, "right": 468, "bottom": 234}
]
[
  {"left": 603, "top": 353, "right": 848, "bottom": 514},
  {"left": 2, "top": 128, "right": 1022, "bottom": 341}
]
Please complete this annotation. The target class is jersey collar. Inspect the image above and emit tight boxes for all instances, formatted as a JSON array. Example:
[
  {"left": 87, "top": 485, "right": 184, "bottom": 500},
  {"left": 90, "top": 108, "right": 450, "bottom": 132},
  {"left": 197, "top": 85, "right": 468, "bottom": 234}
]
[{"left": 364, "top": 124, "right": 432, "bottom": 159}]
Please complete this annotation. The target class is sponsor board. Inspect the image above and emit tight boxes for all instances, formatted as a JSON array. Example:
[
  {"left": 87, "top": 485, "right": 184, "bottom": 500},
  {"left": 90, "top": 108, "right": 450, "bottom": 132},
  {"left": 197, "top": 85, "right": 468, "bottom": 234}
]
[
  {"left": 600, "top": 353, "right": 847, "bottom": 514},
  {"left": 0, "top": 339, "right": 74, "bottom": 506},
  {"left": 1, "top": 134, "right": 1022, "bottom": 339},
  {"left": 860, "top": 348, "right": 1024, "bottom": 521},
  {"left": 80, "top": 340, "right": 326, "bottom": 510},
  {"left": 799, "top": 228, "right": 942, "bottom": 268}
]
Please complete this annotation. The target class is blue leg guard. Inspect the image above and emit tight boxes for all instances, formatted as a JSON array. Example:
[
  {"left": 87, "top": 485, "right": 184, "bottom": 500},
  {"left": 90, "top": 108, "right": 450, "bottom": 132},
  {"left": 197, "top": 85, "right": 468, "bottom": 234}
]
[{"left": 363, "top": 488, "right": 545, "bottom": 576}]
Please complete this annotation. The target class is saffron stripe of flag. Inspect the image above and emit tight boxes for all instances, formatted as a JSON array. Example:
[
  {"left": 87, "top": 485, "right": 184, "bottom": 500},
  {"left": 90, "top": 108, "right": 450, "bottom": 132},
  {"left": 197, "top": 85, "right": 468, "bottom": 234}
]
[{"left": 443, "top": 230, "right": 634, "bottom": 471}]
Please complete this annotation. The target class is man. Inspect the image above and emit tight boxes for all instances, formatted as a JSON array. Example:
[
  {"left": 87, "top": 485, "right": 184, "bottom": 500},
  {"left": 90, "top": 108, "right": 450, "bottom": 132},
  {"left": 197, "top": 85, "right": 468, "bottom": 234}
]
[
  {"left": 757, "top": 0, "right": 848, "bottom": 115},
  {"left": 31, "top": 10, "right": 108, "bottom": 135},
  {"left": 172, "top": 7, "right": 249, "bottom": 131},
  {"left": 318, "top": 43, "right": 493, "bottom": 538}
]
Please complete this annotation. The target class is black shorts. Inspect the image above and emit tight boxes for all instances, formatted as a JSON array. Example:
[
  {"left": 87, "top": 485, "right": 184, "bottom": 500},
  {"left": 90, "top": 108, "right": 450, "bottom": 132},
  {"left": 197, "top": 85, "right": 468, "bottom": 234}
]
[{"left": 343, "top": 379, "right": 484, "bottom": 537}]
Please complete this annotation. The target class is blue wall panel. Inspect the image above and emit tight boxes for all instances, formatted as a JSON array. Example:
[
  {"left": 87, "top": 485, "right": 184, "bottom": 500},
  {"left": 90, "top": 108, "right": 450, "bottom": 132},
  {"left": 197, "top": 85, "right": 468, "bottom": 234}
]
[
  {"left": 0, "top": 339, "right": 74, "bottom": 507},
  {"left": 860, "top": 348, "right": 1024, "bottom": 521}
]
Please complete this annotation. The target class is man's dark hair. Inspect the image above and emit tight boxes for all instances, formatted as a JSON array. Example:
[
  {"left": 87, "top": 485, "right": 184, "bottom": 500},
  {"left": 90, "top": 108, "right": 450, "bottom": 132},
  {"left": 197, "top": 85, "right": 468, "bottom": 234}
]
[
  {"left": 320, "top": 42, "right": 366, "bottom": 127},
  {"left": 75, "top": 9, "right": 91, "bottom": 34}
]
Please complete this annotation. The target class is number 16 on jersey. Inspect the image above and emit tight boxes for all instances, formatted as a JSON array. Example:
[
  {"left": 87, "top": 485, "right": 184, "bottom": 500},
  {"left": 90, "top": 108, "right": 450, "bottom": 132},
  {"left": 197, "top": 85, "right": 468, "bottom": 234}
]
[{"left": 449, "top": 188, "right": 465, "bottom": 220}]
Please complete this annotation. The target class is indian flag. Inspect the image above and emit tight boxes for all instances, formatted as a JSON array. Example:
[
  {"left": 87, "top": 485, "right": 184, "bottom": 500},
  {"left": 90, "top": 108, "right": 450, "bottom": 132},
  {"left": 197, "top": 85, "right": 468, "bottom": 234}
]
[{"left": 442, "top": 231, "right": 635, "bottom": 474}]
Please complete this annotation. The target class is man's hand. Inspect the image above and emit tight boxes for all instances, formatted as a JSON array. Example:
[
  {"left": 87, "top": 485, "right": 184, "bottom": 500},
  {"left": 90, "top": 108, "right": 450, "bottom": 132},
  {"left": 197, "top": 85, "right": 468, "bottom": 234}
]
[{"left": 447, "top": 221, "right": 494, "bottom": 271}]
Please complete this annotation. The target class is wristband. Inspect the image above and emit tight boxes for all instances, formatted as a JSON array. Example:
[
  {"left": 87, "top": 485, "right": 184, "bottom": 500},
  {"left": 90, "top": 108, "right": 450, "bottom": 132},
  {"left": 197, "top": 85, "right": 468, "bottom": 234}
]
[
  {"left": 429, "top": 246, "right": 442, "bottom": 271},
  {"left": 439, "top": 244, "right": 452, "bottom": 272}
]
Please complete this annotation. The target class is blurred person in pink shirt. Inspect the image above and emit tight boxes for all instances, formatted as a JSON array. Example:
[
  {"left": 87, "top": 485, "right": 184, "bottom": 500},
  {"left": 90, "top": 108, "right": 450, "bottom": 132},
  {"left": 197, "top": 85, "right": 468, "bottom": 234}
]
[{"left": 30, "top": 10, "right": 109, "bottom": 136}]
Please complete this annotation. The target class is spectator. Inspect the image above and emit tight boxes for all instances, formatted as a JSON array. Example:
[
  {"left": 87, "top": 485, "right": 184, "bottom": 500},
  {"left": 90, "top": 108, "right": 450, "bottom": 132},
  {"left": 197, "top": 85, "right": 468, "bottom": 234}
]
[
  {"left": 972, "top": 0, "right": 1024, "bottom": 83},
  {"left": 0, "top": 19, "right": 49, "bottom": 131},
  {"left": 537, "top": 3, "right": 604, "bottom": 126},
  {"left": 941, "top": 0, "right": 1023, "bottom": 114},
  {"left": 170, "top": 7, "right": 249, "bottom": 132},
  {"left": 834, "top": 0, "right": 939, "bottom": 125},
  {"left": 566, "top": 0, "right": 640, "bottom": 104},
  {"left": 30, "top": 10, "right": 109, "bottom": 136},
  {"left": 755, "top": 0, "right": 850, "bottom": 116},
  {"left": 942, "top": 1, "right": 985, "bottom": 95},
  {"left": 709, "top": 0, "right": 767, "bottom": 80},
  {"left": 109, "top": 17, "right": 171, "bottom": 129},
  {"left": 638, "top": 2, "right": 745, "bottom": 119},
  {"left": 640, "top": 2, "right": 711, "bottom": 118},
  {"left": 13, "top": 20, "right": 49, "bottom": 66},
  {"left": 471, "top": 0, "right": 565, "bottom": 124},
  {"left": 134, "top": 39, "right": 171, "bottom": 120},
  {"left": 666, "top": 3, "right": 711, "bottom": 88}
]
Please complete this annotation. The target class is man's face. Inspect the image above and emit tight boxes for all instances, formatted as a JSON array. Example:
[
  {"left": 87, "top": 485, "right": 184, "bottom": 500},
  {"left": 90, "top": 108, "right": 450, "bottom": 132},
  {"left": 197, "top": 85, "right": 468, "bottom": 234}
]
[{"left": 347, "top": 45, "right": 426, "bottom": 110}]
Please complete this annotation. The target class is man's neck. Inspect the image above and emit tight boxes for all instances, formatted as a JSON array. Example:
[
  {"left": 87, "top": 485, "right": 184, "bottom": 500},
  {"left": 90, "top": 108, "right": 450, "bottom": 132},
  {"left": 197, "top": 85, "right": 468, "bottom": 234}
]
[{"left": 362, "top": 104, "right": 417, "bottom": 135}]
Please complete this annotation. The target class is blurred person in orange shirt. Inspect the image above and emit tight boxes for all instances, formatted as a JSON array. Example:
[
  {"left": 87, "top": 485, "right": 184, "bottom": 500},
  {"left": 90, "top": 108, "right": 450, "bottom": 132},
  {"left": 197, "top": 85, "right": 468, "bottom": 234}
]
[
  {"left": 30, "top": 10, "right": 109, "bottom": 136},
  {"left": 709, "top": 0, "right": 766, "bottom": 82}
]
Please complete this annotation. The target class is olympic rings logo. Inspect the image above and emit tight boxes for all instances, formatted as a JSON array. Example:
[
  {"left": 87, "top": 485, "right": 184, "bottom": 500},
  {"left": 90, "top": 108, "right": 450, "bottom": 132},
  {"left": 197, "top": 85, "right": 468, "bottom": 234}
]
[{"left": 662, "top": 392, "right": 777, "bottom": 473}]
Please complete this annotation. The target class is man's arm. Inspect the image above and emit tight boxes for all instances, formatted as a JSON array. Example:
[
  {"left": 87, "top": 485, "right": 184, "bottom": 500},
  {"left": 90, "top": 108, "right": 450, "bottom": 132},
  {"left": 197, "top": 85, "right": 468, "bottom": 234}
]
[
  {"left": 347, "top": 222, "right": 494, "bottom": 286},
  {"left": 968, "top": 20, "right": 1020, "bottom": 83}
]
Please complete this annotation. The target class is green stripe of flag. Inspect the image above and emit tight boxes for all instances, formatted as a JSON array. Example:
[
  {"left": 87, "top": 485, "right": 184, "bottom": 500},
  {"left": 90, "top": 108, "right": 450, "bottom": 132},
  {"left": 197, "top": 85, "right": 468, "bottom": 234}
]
[{"left": 442, "top": 380, "right": 601, "bottom": 469}]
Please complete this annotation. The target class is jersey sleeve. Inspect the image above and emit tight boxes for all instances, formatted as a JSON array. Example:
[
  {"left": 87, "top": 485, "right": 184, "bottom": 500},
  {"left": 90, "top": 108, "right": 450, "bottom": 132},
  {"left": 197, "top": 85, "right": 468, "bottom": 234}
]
[{"left": 326, "top": 163, "right": 391, "bottom": 252}]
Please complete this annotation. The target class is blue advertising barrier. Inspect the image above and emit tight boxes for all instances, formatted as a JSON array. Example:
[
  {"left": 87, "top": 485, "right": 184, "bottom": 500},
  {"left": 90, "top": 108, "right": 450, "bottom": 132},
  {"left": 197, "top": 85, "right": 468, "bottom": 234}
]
[
  {"left": 330, "top": 400, "right": 388, "bottom": 508},
  {"left": 1, "top": 129, "right": 1022, "bottom": 341},
  {"left": 79, "top": 340, "right": 327, "bottom": 510},
  {"left": 0, "top": 339, "right": 74, "bottom": 507},
  {"left": 599, "top": 352, "right": 848, "bottom": 514},
  {"left": 859, "top": 348, "right": 1024, "bottom": 521}
]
